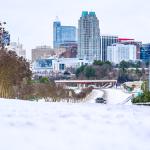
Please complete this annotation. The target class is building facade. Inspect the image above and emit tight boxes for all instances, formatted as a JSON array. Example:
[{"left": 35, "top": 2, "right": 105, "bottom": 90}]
[
  {"left": 118, "top": 38, "right": 142, "bottom": 60},
  {"left": 140, "top": 43, "right": 150, "bottom": 62},
  {"left": 78, "top": 11, "right": 100, "bottom": 61},
  {"left": 59, "top": 42, "right": 77, "bottom": 58},
  {"left": 9, "top": 42, "right": 26, "bottom": 58},
  {"left": 100, "top": 35, "right": 118, "bottom": 61},
  {"left": 32, "top": 45, "right": 54, "bottom": 62},
  {"left": 107, "top": 43, "right": 137, "bottom": 64},
  {"left": 0, "top": 22, "right": 10, "bottom": 48},
  {"left": 32, "top": 45, "right": 69, "bottom": 62},
  {"left": 53, "top": 21, "right": 76, "bottom": 48},
  {"left": 32, "top": 57, "right": 92, "bottom": 76}
]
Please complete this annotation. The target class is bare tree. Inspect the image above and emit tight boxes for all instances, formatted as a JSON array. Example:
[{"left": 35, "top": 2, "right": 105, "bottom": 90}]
[{"left": 0, "top": 49, "right": 32, "bottom": 98}]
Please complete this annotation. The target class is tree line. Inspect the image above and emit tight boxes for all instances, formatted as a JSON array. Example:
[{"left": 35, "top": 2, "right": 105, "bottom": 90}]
[
  {"left": 0, "top": 48, "right": 93, "bottom": 102},
  {"left": 75, "top": 60, "right": 148, "bottom": 83}
]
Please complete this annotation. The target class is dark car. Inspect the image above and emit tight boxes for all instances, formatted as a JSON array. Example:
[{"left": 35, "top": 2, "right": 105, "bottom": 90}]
[{"left": 95, "top": 97, "right": 107, "bottom": 104}]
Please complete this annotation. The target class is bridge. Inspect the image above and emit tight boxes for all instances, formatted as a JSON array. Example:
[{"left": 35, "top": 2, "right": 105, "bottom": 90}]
[{"left": 55, "top": 80, "right": 117, "bottom": 88}]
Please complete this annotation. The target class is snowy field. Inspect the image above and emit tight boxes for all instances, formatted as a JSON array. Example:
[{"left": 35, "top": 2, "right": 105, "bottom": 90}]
[{"left": 0, "top": 99, "right": 150, "bottom": 150}]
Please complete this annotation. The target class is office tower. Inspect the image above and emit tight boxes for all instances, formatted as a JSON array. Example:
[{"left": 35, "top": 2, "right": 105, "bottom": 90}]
[
  {"left": 53, "top": 20, "right": 76, "bottom": 48},
  {"left": 140, "top": 43, "right": 150, "bottom": 62},
  {"left": 107, "top": 43, "right": 137, "bottom": 64},
  {"left": 78, "top": 11, "right": 100, "bottom": 61},
  {"left": 100, "top": 35, "right": 118, "bottom": 61}
]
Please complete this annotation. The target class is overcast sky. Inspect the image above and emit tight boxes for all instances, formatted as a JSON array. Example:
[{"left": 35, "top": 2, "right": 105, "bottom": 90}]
[{"left": 0, "top": 0, "right": 150, "bottom": 54}]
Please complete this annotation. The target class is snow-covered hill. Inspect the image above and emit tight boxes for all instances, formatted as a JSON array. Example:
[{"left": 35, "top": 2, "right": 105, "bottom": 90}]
[{"left": 0, "top": 99, "right": 150, "bottom": 150}]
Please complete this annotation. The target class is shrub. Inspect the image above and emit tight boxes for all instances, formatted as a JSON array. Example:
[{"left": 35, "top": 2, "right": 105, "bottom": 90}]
[
  {"left": 132, "top": 91, "right": 150, "bottom": 103},
  {"left": 39, "top": 77, "right": 50, "bottom": 84}
]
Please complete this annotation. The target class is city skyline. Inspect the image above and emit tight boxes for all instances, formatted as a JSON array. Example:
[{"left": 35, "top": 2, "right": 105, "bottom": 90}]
[{"left": 0, "top": 0, "right": 150, "bottom": 54}]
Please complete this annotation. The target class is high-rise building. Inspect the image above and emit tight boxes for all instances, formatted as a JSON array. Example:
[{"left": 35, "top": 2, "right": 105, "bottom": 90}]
[
  {"left": 8, "top": 42, "right": 26, "bottom": 59},
  {"left": 140, "top": 43, "right": 150, "bottom": 62},
  {"left": 78, "top": 11, "right": 100, "bottom": 60},
  {"left": 100, "top": 35, "right": 118, "bottom": 61},
  {"left": 107, "top": 43, "right": 137, "bottom": 64},
  {"left": 53, "top": 20, "right": 76, "bottom": 48},
  {"left": 118, "top": 38, "right": 142, "bottom": 60}
]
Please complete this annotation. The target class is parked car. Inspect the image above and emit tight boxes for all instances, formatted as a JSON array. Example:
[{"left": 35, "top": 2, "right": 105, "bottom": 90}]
[{"left": 95, "top": 97, "right": 107, "bottom": 104}]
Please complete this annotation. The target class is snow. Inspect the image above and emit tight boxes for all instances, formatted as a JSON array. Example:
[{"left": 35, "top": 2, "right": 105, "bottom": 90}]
[
  {"left": 0, "top": 99, "right": 150, "bottom": 150},
  {"left": 85, "top": 88, "right": 132, "bottom": 104},
  {"left": 86, "top": 89, "right": 104, "bottom": 103},
  {"left": 66, "top": 87, "right": 81, "bottom": 94},
  {"left": 103, "top": 88, "right": 132, "bottom": 104},
  {"left": 74, "top": 88, "right": 81, "bottom": 94}
]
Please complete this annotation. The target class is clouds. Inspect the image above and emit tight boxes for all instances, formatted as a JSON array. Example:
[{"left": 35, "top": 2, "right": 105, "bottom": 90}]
[{"left": 0, "top": 0, "right": 149, "bottom": 52}]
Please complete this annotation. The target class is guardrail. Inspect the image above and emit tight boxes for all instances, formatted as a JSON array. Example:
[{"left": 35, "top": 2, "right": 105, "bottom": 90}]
[
  {"left": 134, "top": 103, "right": 150, "bottom": 106},
  {"left": 118, "top": 95, "right": 133, "bottom": 104}
]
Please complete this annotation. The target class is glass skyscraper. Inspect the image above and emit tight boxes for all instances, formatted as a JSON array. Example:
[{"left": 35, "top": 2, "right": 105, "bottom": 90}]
[
  {"left": 140, "top": 43, "right": 150, "bottom": 62},
  {"left": 78, "top": 11, "right": 100, "bottom": 60},
  {"left": 53, "top": 21, "right": 76, "bottom": 48},
  {"left": 100, "top": 35, "right": 118, "bottom": 61}
]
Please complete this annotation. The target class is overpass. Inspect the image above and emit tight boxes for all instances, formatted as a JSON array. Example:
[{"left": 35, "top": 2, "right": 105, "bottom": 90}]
[{"left": 55, "top": 80, "right": 117, "bottom": 88}]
